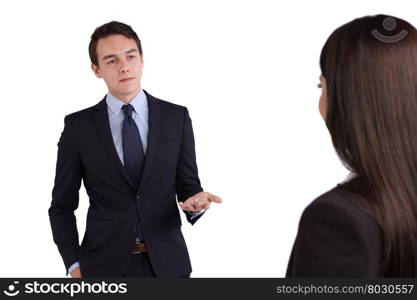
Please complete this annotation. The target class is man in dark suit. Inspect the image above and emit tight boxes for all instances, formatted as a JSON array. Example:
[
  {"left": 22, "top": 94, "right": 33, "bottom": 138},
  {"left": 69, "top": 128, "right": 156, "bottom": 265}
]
[{"left": 48, "top": 21, "right": 222, "bottom": 278}]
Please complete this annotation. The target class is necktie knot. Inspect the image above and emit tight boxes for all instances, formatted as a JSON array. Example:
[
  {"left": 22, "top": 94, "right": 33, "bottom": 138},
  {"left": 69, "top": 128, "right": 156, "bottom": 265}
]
[{"left": 122, "top": 104, "right": 135, "bottom": 119}]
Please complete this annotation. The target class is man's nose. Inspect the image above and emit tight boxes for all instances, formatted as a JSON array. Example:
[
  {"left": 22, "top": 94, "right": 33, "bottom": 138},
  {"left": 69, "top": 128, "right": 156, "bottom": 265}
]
[{"left": 119, "top": 61, "right": 130, "bottom": 73}]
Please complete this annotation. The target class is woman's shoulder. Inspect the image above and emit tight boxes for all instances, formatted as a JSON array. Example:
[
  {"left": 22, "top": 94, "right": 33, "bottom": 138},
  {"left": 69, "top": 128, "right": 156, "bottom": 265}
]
[
  {"left": 305, "top": 177, "right": 377, "bottom": 228},
  {"left": 299, "top": 177, "right": 384, "bottom": 261},
  {"left": 288, "top": 177, "right": 385, "bottom": 277}
]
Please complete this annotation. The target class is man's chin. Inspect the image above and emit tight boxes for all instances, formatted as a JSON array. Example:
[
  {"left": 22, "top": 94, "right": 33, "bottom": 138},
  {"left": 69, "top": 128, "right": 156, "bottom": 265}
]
[{"left": 111, "top": 88, "right": 141, "bottom": 100}]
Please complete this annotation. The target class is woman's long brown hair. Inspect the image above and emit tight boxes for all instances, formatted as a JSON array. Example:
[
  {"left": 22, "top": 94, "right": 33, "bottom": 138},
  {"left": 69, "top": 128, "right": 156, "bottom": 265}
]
[{"left": 320, "top": 15, "right": 417, "bottom": 276}]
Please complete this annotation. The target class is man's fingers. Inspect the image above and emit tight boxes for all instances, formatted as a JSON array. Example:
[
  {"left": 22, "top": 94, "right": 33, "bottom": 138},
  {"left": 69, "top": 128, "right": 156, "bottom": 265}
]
[
  {"left": 202, "top": 202, "right": 210, "bottom": 210},
  {"left": 179, "top": 201, "right": 197, "bottom": 211},
  {"left": 193, "top": 196, "right": 214, "bottom": 211},
  {"left": 178, "top": 202, "right": 189, "bottom": 210},
  {"left": 195, "top": 201, "right": 207, "bottom": 211},
  {"left": 188, "top": 198, "right": 198, "bottom": 211},
  {"left": 207, "top": 194, "right": 222, "bottom": 203},
  {"left": 180, "top": 192, "right": 222, "bottom": 212}
]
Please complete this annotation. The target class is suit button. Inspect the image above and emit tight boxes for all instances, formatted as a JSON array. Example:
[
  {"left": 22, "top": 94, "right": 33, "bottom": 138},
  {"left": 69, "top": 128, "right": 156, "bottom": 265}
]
[
  {"left": 136, "top": 195, "right": 141, "bottom": 200},
  {"left": 131, "top": 225, "right": 137, "bottom": 232}
]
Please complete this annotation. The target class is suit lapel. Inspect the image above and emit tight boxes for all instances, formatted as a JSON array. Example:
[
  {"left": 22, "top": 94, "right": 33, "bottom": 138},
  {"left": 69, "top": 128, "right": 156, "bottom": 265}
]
[
  {"left": 91, "top": 96, "right": 136, "bottom": 191},
  {"left": 137, "top": 90, "right": 162, "bottom": 194}
]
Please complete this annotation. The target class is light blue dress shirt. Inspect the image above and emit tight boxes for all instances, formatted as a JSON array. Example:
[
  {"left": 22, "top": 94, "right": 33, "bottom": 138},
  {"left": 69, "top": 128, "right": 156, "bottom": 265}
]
[
  {"left": 107, "top": 89, "right": 149, "bottom": 160},
  {"left": 68, "top": 89, "right": 202, "bottom": 275}
]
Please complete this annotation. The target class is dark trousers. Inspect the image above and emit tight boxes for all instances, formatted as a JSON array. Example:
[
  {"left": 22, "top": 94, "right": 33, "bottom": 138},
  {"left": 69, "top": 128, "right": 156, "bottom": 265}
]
[
  {"left": 122, "top": 253, "right": 191, "bottom": 278},
  {"left": 123, "top": 253, "right": 156, "bottom": 277}
]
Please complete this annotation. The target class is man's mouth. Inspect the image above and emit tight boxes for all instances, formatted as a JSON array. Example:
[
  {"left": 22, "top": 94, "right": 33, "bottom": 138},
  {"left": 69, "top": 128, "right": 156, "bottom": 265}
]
[{"left": 119, "top": 77, "right": 135, "bottom": 82}]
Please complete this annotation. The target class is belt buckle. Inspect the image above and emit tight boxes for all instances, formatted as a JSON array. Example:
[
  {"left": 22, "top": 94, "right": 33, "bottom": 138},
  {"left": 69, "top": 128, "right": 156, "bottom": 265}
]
[{"left": 132, "top": 241, "right": 145, "bottom": 254}]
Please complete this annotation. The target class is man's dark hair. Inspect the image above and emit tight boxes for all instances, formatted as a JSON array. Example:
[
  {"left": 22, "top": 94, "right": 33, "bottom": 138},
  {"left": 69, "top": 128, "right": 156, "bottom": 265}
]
[{"left": 89, "top": 21, "right": 143, "bottom": 66}]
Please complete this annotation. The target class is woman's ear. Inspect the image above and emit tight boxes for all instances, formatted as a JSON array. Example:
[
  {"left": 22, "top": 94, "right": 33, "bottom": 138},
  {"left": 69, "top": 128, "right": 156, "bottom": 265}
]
[{"left": 319, "top": 75, "right": 328, "bottom": 120}]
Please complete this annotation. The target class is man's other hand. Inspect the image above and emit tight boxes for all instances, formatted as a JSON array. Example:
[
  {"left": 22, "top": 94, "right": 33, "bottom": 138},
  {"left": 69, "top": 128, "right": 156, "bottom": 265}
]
[
  {"left": 178, "top": 192, "right": 222, "bottom": 212},
  {"left": 70, "top": 267, "right": 82, "bottom": 278}
]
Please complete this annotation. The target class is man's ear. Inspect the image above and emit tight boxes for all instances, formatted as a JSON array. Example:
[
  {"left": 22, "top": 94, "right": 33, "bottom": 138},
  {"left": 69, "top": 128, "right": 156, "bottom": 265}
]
[
  {"left": 140, "top": 54, "right": 144, "bottom": 66},
  {"left": 91, "top": 63, "right": 102, "bottom": 78}
]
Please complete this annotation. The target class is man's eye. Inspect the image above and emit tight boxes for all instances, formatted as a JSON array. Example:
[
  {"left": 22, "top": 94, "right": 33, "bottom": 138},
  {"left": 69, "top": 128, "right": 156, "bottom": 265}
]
[
  {"left": 107, "top": 60, "right": 114, "bottom": 64},
  {"left": 128, "top": 55, "right": 136, "bottom": 59}
]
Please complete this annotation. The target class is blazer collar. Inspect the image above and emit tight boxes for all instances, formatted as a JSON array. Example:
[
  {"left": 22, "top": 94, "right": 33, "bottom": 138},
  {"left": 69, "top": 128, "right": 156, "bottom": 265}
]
[
  {"left": 91, "top": 90, "right": 162, "bottom": 194},
  {"left": 137, "top": 90, "right": 162, "bottom": 194}
]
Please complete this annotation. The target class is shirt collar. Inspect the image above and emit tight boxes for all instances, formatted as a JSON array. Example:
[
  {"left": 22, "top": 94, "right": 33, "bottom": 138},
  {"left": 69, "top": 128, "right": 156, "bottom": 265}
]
[
  {"left": 341, "top": 172, "right": 358, "bottom": 184},
  {"left": 105, "top": 89, "right": 147, "bottom": 116}
]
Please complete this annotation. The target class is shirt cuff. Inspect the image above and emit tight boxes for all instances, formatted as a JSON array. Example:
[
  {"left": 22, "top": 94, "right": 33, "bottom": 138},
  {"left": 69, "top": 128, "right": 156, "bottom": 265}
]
[
  {"left": 189, "top": 210, "right": 205, "bottom": 220},
  {"left": 68, "top": 261, "right": 80, "bottom": 274}
]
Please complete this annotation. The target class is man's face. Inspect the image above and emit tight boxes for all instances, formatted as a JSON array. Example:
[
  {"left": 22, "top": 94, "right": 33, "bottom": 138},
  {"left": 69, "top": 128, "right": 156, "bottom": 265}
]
[{"left": 92, "top": 34, "right": 143, "bottom": 101}]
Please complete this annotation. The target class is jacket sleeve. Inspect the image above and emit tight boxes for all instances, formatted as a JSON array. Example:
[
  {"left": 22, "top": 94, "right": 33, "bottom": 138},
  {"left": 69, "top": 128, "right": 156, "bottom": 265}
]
[
  {"left": 175, "top": 107, "right": 205, "bottom": 225},
  {"left": 286, "top": 195, "right": 383, "bottom": 277},
  {"left": 48, "top": 115, "right": 82, "bottom": 276}
]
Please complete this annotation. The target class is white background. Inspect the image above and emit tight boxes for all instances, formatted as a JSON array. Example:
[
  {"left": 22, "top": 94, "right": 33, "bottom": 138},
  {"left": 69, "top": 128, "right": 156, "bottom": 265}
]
[{"left": 0, "top": 0, "right": 414, "bottom": 277}]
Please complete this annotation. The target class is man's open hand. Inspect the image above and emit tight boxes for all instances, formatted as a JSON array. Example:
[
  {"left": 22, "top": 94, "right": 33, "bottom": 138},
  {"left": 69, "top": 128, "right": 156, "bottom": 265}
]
[{"left": 178, "top": 192, "right": 222, "bottom": 212}]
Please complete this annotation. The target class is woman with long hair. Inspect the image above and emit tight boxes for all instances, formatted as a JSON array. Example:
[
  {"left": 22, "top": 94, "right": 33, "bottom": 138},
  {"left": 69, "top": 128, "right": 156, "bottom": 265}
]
[{"left": 286, "top": 15, "right": 417, "bottom": 277}]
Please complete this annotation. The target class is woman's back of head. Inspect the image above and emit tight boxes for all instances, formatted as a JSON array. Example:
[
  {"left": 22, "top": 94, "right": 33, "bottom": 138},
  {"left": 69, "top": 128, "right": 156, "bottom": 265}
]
[{"left": 319, "top": 15, "right": 417, "bottom": 276}]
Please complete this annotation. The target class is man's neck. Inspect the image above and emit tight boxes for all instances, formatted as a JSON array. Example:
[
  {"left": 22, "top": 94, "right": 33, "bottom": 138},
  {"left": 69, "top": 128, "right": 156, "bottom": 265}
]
[{"left": 110, "top": 87, "right": 142, "bottom": 104}]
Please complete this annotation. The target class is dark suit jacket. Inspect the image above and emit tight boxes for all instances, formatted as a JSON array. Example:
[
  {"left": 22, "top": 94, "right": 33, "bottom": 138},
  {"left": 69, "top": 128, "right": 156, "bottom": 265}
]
[
  {"left": 48, "top": 90, "right": 204, "bottom": 277},
  {"left": 286, "top": 178, "right": 385, "bottom": 277}
]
